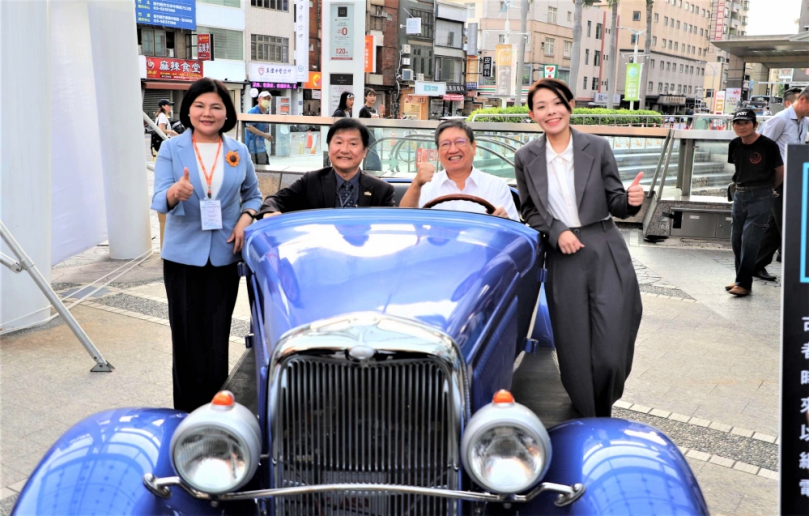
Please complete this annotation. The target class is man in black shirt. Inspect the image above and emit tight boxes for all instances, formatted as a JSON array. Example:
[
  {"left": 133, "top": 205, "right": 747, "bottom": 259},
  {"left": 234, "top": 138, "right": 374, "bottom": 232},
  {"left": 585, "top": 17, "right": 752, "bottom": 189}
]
[{"left": 726, "top": 109, "right": 784, "bottom": 296}]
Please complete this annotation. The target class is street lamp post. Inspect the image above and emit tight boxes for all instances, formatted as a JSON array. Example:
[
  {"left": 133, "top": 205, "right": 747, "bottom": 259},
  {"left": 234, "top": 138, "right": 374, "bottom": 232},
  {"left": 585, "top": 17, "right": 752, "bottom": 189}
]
[{"left": 618, "top": 27, "right": 646, "bottom": 111}]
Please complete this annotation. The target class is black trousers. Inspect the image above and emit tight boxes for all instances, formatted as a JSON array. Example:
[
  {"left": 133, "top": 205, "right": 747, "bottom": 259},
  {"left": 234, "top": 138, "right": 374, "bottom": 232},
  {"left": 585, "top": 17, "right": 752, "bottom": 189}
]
[
  {"left": 754, "top": 184, "right": 783, "bottom": 273},
  {"left": 545, "top": 220, "right": 642, "bottom": 417},
  {"left": 163, "top": 259, "right": 240, "bottom": 413}
]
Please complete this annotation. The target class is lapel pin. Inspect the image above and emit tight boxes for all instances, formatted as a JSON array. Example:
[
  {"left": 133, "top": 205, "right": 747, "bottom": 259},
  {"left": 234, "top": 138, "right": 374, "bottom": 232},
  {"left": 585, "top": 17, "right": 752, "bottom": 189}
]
[{"left": 364, "top": 191, "right": 372, "bottom": 196}]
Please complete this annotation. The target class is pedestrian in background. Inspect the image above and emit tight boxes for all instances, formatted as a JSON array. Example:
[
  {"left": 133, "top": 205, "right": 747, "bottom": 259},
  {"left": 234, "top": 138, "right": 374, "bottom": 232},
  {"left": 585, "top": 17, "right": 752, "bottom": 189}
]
[
  {"left": 332, "top": 92, "right": 354, "bottom": 117},
  {"left": 245, "top": 91, "right": 273, "bottom": 165},
  {"left": 358, "top": 88, "right": 382, "bottom": 170},
  {"left": 752, "top": 86, "right": 809, "bottom": 281},
  {"left": 151, "top": 78, "right": 262, "bottom": 412},
  {"left": 151, "top": 99, "right": 178, "bottom": 155},
  {"left": 514, "top": 78, "right": 644, "bottom": 418},
  {"left": 726, "top": 109, "right": 783, "bottom": 297}
]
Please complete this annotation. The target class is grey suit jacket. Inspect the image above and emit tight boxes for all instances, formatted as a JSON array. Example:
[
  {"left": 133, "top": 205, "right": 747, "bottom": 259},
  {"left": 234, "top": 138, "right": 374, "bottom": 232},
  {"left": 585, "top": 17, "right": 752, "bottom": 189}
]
[{"left": 514, "top": 128, "right": 640, "bottom": 248}]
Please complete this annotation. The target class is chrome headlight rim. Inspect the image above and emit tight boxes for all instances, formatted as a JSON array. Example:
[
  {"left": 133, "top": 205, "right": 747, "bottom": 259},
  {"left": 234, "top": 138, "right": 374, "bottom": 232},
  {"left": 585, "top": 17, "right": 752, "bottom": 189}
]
[{"left": 461, "top": 395, "right": 552, "bottom": 494}]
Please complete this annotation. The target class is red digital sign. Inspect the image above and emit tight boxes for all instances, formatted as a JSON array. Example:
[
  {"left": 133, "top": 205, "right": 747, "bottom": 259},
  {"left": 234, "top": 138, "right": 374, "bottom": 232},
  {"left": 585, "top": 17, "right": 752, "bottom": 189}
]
[{"left": 197, "top": 34, "right": 212, "bottom": 61}]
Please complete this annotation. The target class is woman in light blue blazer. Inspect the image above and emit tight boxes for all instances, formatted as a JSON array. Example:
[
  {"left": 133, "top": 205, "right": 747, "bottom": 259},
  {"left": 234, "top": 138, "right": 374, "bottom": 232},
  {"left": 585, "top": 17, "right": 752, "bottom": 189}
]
[{"left": 151, "top": 78, "right": 262, "bottom": 412}]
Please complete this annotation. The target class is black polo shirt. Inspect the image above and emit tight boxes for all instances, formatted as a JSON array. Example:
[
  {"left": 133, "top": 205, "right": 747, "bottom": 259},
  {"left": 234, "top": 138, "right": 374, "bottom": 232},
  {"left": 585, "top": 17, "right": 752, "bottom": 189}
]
[{"left": 727, "top": 134, "right": 783, "bottom": 187}]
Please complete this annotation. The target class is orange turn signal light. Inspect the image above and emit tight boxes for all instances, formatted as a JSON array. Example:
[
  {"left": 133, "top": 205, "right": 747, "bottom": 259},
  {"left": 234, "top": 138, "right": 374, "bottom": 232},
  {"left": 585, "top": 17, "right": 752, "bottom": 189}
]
[
  {"left": 492, "top": 389, "right": 515, "bottom": 405},
  {"left": 212, "top": 390, "right": 235, "bottom": 407}
]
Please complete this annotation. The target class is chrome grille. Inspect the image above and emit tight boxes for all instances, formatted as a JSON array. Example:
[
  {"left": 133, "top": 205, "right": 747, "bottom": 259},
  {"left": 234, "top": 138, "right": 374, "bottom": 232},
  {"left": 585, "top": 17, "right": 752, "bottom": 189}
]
[{"left": 272, "top": 356, "right": 460, "bottom": 515}]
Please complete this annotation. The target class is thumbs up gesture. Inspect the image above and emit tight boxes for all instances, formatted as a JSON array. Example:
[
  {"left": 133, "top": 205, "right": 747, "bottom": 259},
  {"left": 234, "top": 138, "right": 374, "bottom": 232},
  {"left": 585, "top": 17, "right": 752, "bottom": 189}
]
[
  {"left": 628, "top": 172, "right": 645, "bottom": 207},
  {"left": 170, "top": 167, "right": 195, "bottom": 205}
]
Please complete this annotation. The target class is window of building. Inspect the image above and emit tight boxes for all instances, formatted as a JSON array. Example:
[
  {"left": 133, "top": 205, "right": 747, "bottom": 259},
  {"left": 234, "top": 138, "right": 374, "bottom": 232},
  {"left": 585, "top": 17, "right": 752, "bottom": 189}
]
[
  {"left": 563, "top": 40, "right": 572, "bottom": 58},
  {"left": 412, "top": 46, "right": 433, "bottom": 78},
  {"left": 251, "top": 0, "right": 287, "bottom": 10},
  {"left": 594, "top": 50, "right": 601, "bottom": 66},
  {"left": 676, "top": 20, "right": 680, "bottom": 29},
  {"left": 545, "top": 37, "right": 554, "bottom": 55},
  {"left": 666, "top": 62, "right": 671, "bottom": 70},
  {"left": 436, "top": 20, "right": 463, "bottom": 48},
  {"left": 251, "top": 34, "right": 287, "bottom": 62},
  {"left": 679, "top": 64, "right": 683, "bottom": 72},
  {"left": 466, "top": 2, "right": 475, "bottom": 19},
  {"left": 203, "top": 0, "right": 240, "bottom": 6},
  {"left": 596, "top": 22, "right": 603, "bottom": 39},
  {"left": 587, "top": 20, "right": 592, "bottom": 37},
  {"left": 632, "top": 11, "right": 641, "bottom": 20},
  {"left": 685, "top": 1, "right": 689, "bottom": 9},
  {"left": 688, "top": 85, "right": 692, "bottom": 94},
  {"left": 498, "top": 34, "right": 506, "bottom": 44},
  {"left": 139, "top": 28, "right": 170, "bottom": 57},
  {"left": 654, "top": 13, "right": 659, "bottom": 22},
  {"left": 662, "top": 38, "right": 667, "bottom": 47},
  {"left": 690, "top": 65, "right": 694, "bottom": 73},
  {"left": 567, "top": 11, "right": 572, "bottom": 21},
  {"left": 664, "top": 16, "right": 668, "bottom": 25},
  {"left": 648, "top": 81, "right": 653, "bottom": 90},
  {"left": 435, "top": 57, "right": 462, "bottom": 82},
  {"left": 631, "top": 34, "right": 637, "bottom": 44},
  {"left": 198, "top": 27, "right": 244, "bottom": 60},
  {"left": 548, "top": 6, "right": 557, "bottom": 23},
  {"left": 585, "top": 49, "right": 589, "bottom": 65},
  {"left": 411, "top": 9, "right": 434, "bottom": 39},
  {"left": 700, "top": 28, "right": 703, "bottom": 36},
  {"left": 658, "top": 83, "right": 663, "bottom": 92},
  {"left": 674, "top": 42, "right": 678, "bottom": 50},
  {"left": 677, "top": 84, "right": 682, "bottom": 93},
  {"left": 652, "top": 36, "right": 657, "bottom": 45},
  {"left": 678, "top": 0, "right": 682, "bottom": 7},
  {"left": 583, "top": 76, "right": 588, "bottom": 89},
  {"left": 660, "top": 60, "right": 664, "bottom": 69}
]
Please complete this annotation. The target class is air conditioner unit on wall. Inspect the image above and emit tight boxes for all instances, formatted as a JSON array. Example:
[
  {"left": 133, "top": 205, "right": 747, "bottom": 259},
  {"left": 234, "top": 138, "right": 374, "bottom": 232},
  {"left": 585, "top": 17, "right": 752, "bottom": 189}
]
[
  {"left": 417, "top": 73, "right": 425, "bottom": 81},
  {"left": 402, "top": 69, "right": 414, "bottom": 81},
  {"left": 402, "top": 44, "right": 411, "bottom": 54}
]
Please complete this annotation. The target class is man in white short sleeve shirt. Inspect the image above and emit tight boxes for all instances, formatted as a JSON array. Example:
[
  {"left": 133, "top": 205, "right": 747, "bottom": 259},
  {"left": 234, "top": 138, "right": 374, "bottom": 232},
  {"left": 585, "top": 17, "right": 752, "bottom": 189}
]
[{"left": 399, "top": 120, "right": 519, "bottom": 220}]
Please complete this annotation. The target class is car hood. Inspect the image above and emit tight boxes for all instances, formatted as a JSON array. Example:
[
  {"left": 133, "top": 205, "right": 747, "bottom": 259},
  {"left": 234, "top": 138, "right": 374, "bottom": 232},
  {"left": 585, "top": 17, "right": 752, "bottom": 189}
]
[{"left": 243, "top": 208, "right": 539, "bottom": 350}]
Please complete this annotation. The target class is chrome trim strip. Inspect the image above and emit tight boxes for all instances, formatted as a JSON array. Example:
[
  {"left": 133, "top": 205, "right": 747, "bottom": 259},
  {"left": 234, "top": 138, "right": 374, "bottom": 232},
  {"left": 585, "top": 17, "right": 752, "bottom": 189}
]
[{"left": 143, "top": 474, "right": 586, "bottom": 506}]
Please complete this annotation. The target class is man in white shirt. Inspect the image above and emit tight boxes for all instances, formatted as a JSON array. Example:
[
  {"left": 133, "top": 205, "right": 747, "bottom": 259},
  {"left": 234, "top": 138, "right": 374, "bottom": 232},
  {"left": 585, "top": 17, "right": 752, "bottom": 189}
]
[
  {"left": 399, "top": 120, "right": 519, "bottom": 220},
  {"left": 752, "top": 86, "right": 809, "bottom": 281}
]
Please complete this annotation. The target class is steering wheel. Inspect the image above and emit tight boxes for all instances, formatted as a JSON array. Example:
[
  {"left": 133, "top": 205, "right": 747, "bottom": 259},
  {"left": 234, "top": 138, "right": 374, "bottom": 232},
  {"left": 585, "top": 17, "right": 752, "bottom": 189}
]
[{"left": 422, "top": 194, "right": 496, "bottom": 214}]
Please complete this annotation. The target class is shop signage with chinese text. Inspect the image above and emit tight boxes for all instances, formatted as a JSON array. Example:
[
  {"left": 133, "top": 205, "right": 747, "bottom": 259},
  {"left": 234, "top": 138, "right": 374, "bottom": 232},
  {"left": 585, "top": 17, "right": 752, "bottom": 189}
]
[
  {"left": 415, "top": 81, "right": 447, "bottom": 96},
  {"left": 145, "top": 57, "right": 202, "bottom": 81},
  {"left": 135, "top": 0, "right": 195, "bottom": 30},
  {"left": 197, "top": 34, "right": 212, "bottom": 61},
  {"left": 482, "top": 57, "right": 492, "bottom": 78},
  {"left": 466, "top": 82, "right": 478, "bottom": 90},
  {"left": 364, "top": 35, "right": 376, "bottom": 73},
  {"left": 293, "top": 0, "right": 309, "bottom": 81},
  {"left": 658, "top": 95, "right": 686, "bottom": 106},
  {"left": 251, "top": 82, "right": 298, "bottom": 90},
  {"left": 442, "top": 94, "right": 464, "bottom": 101},
  {"left": 250, "top": 63, "right": 297, "bottom": 83}
]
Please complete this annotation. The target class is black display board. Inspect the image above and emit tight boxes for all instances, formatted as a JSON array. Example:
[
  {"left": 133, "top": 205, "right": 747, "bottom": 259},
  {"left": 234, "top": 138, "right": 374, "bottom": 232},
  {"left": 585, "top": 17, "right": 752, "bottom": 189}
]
[{"left": 781, "top": 144, "right": 809, "bottom": 515}]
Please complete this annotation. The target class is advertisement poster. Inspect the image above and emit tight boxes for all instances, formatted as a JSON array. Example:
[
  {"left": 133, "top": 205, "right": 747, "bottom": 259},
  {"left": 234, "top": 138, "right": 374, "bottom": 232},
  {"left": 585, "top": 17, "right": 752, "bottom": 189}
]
[
  {"left": 249, "top": 63, "right": 296, "bottom": 83},
  {"left": 294, "top": 0, "right": 309, "bottom": 81},
  {"left": 624, "top": 63, "right": 641, "bottom": 101},
  {"left": 364, "top": 35, "right": 376, "bottom": 73},
  {"left": 135, "top": 0, "right": 195, "bottom": 30},
  {"left": 713, "top": 90, "right": 726, "bottom": 115},
  {"left": 197, "top": 34, "right": 211, "bottom": 61},
  {"left": 725, "top": 88, "right": 742, "bottom": 112},
  {"left": 304, "top": 72, "right": 322, "bottom": 89},
  {"left": 495, "top": 44, "right": 513, "bottom": 96},
  {"left": 145, "top": 57, "right": 202, "bottom": 81},
  {"left": 330, "top": 4, "right": 354, "bottom": 60}
]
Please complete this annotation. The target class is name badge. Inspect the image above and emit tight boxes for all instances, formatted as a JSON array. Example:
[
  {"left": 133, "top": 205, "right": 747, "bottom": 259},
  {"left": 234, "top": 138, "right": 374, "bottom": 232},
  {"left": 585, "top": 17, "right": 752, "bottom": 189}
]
[{"left": 200, "top": 199, "right": 223, "bottom": 231}]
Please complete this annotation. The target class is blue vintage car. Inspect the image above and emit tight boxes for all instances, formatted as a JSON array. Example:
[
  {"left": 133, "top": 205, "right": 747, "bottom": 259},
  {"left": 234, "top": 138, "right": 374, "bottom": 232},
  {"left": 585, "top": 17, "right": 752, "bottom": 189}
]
[{"left": 12, "top": 207, "right": 708, "bottom": 515}]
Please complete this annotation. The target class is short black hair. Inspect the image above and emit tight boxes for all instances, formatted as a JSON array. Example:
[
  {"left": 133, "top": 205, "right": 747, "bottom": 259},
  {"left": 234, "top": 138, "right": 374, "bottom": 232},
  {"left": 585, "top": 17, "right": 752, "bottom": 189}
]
[
  {"left": 364, "top": 88, "right": 376, "bottom": 99},
  {"left": 326, "top": 118, "right": 369, "bottom": 148},
  {"left": 180, "top": 78, "right": 238, "bottom": 134},
  {"left": 527, "top": 78, "right": 574, "bottom": 112},
  {"left": 434, "top": 119, "right": 475, "bottom": 146}
]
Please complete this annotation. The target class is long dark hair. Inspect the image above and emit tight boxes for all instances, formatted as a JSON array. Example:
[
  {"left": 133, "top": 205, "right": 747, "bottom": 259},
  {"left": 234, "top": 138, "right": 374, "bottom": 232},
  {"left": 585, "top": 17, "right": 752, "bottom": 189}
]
[
  {"left": 337, "top": 91, "right": 355, "bottom": 112},
  {"left": 179, "top": 78, "right": 238, "bottom": 134}
]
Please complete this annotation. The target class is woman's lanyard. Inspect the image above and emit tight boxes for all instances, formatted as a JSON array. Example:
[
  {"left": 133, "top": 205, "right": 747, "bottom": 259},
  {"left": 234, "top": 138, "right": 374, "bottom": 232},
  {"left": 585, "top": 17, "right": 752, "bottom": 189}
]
[{"left": 192, "top": 134, "right": 222, "bottom": 198}]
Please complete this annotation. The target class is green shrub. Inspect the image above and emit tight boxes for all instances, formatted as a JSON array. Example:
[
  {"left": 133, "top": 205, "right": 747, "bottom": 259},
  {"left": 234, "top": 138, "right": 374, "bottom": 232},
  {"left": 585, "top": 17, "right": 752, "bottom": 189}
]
[{"left": 467, "top": 106, "right": 664, "bottom": 126}]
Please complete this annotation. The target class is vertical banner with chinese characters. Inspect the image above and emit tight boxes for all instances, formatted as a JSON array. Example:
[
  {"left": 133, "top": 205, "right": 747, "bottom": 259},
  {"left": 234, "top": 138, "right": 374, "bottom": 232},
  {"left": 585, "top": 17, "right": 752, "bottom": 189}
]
[
  {"left": 330, "top": 4, "right": 354, "bottom": 60},
  {"left": 482, "top": 56, "right": 492, "bottom": 78},
  {"left": 713, "top": 0, "right": 726, "bottom": 40},
  {"left": 294, "top": 0, "right": 309, "bottom": 81},
  {"left": 781, "top": 145, "right": 809, "bottom": 515},
  {"left": 624, "top": 63, "right": 641, "bottom": 101},
  {"left": 197, "top": 34, "right": 212, "bottom": 61},
  {"left": 495, "top": 44, "right": 513, "bottom": 96},
  {"left": 364, "top": 35, "right": 376, "bottom": 73}
]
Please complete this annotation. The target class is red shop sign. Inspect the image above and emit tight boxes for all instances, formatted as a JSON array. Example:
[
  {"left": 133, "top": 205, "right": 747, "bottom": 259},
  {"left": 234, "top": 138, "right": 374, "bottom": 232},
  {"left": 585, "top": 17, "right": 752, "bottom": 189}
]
[
  {"left": 146, "top": 57, "right": 203, "bottom": 82},
  {"left": 197, "top": 34, "right": 212, "bottom": 61}
]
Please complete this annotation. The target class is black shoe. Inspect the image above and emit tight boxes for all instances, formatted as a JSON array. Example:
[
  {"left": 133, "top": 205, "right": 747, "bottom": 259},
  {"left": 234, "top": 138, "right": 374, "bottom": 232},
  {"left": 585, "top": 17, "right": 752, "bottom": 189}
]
[{"left": 753, "top": 268, "right": 776, "bottom": 282}]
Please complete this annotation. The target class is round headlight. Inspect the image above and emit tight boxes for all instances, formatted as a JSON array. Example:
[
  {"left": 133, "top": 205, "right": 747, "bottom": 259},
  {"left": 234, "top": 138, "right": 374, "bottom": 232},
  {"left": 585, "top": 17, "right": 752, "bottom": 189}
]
[
  {"left": 170, "top": 391, "right": 261, "bottom": 495},
  {"left": 461, "top": 390, "right": 552, "bottom": 494}
]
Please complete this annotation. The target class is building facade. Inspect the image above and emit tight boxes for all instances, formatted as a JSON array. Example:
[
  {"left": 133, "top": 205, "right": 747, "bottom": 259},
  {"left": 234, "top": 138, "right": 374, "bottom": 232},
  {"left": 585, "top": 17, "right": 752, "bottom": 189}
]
[
  {"left": 701, "top": 0, "right": 749, "bottom": 108},
  {"left": 607, "top": 0, "right": 712, "bottom": 112}
]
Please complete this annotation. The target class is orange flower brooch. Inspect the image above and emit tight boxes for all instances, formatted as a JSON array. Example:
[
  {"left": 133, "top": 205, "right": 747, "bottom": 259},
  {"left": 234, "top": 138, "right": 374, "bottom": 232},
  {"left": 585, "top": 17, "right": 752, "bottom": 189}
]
[{"left": 226, "top": 150, "right": 240, "bottom": 167}]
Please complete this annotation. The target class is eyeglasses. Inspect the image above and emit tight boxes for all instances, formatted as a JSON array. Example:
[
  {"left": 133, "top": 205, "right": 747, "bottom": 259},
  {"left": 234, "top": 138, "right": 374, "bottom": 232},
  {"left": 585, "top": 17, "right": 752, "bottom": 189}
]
[{"left": 438, "top": 138, "right": 469, "bottom": 149}]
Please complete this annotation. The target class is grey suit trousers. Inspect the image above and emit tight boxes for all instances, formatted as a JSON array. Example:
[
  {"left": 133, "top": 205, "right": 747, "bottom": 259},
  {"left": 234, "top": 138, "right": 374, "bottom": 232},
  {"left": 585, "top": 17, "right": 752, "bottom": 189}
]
[{"left": 545, "top": 220, "right": 642, "bottom": 418}]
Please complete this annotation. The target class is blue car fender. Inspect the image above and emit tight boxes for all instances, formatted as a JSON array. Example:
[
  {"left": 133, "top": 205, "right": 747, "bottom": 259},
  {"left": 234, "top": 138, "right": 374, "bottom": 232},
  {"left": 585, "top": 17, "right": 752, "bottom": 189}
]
[
  {"left": 11, "top": 408, "right": 221, "bottom": 516},
  {"left": 521, "top": 418, "right": 709, "bottom": 515}
]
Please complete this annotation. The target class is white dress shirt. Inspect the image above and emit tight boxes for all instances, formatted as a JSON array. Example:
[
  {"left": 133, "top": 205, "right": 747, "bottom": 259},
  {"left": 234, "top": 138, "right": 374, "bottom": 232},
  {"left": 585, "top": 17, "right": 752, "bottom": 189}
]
[
  {"left": 759, "top": 105, "right": 809, "bottom": 163},
  {"left": 545, "top": 136, "right": 582, "bottom": 228},
  {"left": 194, "top": 142, "right": 225, "bottom": 199},
  {"left": 417, "top": 167, "right": 520, "bottom": 220}
]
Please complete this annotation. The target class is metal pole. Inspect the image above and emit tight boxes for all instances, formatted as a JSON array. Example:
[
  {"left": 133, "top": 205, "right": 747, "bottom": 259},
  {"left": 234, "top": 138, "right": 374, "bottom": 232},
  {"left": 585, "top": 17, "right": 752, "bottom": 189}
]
[
  {"left": 514, "top": 0, "right": 529, "bottom": 104},
  {"left": 630, "top": 36, "right": 639, "bottom": 111},
  {"left": 0, "top": 220, "right": 114, "bottom": 372}
]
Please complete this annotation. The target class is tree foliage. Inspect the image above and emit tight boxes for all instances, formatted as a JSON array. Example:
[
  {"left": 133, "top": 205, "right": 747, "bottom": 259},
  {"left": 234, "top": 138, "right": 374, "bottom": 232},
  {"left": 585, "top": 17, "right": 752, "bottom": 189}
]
[{"left": 467, "top": 106, "right": 664, "bottom": 126}]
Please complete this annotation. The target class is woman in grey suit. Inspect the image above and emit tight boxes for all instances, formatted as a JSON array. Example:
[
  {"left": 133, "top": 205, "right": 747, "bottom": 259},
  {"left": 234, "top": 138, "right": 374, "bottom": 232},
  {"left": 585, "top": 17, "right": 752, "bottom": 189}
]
[{"left": 514, "top": 79, "right": 645, "bottom": 417}]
